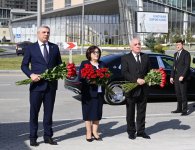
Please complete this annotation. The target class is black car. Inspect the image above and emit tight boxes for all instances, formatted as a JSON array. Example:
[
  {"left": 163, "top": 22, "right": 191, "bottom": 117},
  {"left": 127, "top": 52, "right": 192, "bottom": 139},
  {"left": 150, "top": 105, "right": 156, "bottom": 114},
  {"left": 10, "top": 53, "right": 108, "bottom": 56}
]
[
  {"left": 16, "top": 41, "right": 32, "bottom": 56},
  {"left": 65, "top": 52, "right": 195, "bottom": 105}
]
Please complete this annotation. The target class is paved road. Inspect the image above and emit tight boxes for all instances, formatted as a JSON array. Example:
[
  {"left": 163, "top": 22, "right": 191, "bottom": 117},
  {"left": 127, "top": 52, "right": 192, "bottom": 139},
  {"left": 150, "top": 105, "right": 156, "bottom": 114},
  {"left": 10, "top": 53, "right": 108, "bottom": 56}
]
[
  {"left": 0, "top": 74, "right": 195, "bottom": 150},
  {"left": 0, "top": 46, "right": 195, "bottom": 57}
]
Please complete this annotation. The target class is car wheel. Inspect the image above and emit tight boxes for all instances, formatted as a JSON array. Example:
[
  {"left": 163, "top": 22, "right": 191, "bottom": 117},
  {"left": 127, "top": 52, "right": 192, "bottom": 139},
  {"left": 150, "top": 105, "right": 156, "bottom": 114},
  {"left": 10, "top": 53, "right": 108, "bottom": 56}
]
[{"left": 104, "top": 81, "right": 126, "bottom": 105}]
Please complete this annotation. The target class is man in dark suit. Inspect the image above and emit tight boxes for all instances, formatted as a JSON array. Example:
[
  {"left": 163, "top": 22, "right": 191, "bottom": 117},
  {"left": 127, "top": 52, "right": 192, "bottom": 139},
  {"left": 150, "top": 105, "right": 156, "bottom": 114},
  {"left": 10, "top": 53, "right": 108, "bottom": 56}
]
[
  {"left": 170, "top": 39, "right": 191, "bottom": 116},
  {"left": 21, "top": 25, "right": 62, "bottom": 146},
  {"left": 121, "top": 38, "right": 150, "bottom": 140}
]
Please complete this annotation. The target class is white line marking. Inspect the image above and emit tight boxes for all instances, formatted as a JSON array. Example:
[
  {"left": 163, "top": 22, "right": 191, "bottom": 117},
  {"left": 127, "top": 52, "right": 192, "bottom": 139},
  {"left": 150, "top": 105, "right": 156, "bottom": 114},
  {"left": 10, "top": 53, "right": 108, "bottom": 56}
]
[
  {"left": 0, "top": 98, "right": 21, "bottom": 101},
  {"left": 0, "top": 83, "right": 12, "bottom": 86},
  {"left": 2, "top": 112, "right": 195, "bottom": 125},
  {"left": 18, "top": 120, "right": 82, "bottom": 136}
]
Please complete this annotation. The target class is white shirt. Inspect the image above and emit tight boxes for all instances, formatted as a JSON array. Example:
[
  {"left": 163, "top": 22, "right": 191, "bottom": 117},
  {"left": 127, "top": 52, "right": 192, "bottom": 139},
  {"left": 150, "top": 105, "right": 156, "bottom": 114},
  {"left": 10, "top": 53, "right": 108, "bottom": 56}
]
[
  {"left": 93, "top": 63, "right": 102, "bottom": 93},
  {"left": 38, "top": 40, "right": 49, "bottom": 57},
  {"left": 177, "top": 49, "right": 183, "bottom": 57},
  {"left": 132, "top": 51, "right": 141, "bottom": 62}
]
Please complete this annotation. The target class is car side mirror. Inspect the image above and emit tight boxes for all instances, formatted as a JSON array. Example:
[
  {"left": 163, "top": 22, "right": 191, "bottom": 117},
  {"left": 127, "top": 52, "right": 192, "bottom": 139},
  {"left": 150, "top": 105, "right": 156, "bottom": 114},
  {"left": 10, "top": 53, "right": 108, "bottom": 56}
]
[{"left": 193, "top": 57, "right": 195, "bottom": 63}]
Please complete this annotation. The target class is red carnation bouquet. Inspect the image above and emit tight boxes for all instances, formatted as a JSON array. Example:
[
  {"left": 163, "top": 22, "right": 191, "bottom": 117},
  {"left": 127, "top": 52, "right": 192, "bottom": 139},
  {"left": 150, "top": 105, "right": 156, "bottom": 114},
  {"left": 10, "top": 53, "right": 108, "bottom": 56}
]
[
  {"left": 16, "top": 62, "right": 76, "bottom": 85},
  {"left": 66, "top": 63, "right": 76, "bottom": 78},
  {"left": 121, "top": 68, "right": 166, "bottom": 93},
  {"left": 81, "top": 64, "right": 111, "bottom": 85},
  {"left": 80, "top": 64, "right": 114, "bottom": 94}
]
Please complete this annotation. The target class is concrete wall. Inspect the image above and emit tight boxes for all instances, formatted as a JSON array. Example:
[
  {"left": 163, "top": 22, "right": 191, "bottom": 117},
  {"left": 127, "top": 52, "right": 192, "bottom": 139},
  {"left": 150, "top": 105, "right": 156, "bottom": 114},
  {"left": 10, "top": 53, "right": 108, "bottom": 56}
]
[
  {"left": 71, "top": 0, "right": 83, "bottom": 6},
  {"left": 53, "top": 0, "right": 65, "bottom": 10}
]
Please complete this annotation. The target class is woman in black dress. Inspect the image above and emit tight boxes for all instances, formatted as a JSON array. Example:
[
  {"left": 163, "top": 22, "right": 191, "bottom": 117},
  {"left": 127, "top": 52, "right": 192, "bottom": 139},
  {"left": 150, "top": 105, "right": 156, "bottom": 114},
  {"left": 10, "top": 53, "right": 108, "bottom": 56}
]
[{"left": 79, "top": 45, "right": 105, "bottom": 142}]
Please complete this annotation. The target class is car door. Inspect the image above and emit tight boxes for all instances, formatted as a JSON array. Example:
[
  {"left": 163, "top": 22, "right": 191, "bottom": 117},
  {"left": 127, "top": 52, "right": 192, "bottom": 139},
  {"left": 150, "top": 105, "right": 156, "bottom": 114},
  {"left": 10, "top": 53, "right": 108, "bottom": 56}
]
[
  {"left": 159, "top": 56, "right": 175, "bottom": 96},
  {"left": 187, "top": 68, "right": 195, "bottom": 96}
]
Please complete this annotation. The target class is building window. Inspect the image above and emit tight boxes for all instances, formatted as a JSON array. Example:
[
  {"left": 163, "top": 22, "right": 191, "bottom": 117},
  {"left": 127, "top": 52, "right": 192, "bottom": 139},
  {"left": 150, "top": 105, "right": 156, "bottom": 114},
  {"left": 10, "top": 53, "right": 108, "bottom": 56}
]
[
  {"left": 45, "top": 0, "right": 53, "bottom": 12},
  {"left": 65, "top": 0, "right": 71, "bottom": 7}
]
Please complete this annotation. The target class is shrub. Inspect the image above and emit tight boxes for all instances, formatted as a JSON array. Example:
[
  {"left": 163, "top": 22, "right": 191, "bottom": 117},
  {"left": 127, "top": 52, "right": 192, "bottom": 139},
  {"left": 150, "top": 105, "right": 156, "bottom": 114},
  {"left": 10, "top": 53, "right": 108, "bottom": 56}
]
[
  {"left": 144, "top": 35, "right": 156, "bottom": 51},
  {"left": 154, "top": 44, "right": 165, "bottom": 54}
]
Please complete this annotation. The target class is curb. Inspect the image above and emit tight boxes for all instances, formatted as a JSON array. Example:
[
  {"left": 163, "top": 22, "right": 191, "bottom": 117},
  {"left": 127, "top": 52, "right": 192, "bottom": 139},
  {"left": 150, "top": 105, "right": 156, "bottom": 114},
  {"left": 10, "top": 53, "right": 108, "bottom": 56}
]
[{"left": 0, "top": 70, "right": 23, "bottom": 74}]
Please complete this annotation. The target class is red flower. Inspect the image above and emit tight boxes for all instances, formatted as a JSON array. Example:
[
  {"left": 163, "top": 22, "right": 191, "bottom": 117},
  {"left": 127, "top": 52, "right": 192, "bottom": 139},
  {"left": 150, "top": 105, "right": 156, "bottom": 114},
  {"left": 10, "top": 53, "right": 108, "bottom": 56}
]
[
  {"left": 80, "top": 64, "right": 112, "bottom": 85},
  {"left": 66, "top": 63, "right": 76, "bottom": 78},
  {"left": 122, "top": 68, "right": 167, "bottom": 93}
]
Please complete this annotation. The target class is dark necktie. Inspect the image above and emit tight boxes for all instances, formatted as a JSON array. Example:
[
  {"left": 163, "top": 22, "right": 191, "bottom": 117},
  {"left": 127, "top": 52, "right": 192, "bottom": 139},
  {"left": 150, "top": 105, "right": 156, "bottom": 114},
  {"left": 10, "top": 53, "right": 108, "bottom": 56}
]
[
  {"left": 136, "top": 54, "right": 141, "bottom": 76},
  {"left": 176, "top": 52, "right": 180, "bottom": 61},
  {"left": 136, "top": 54, "right": 141, "bottom": 65},
  {"left": 43, "top": 43, "right": 49, "bottom": 63}
]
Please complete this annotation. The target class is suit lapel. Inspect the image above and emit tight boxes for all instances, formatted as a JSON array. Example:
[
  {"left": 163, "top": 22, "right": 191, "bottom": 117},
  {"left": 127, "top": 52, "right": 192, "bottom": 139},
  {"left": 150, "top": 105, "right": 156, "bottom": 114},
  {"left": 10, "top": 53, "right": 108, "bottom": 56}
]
[
  {"left": 129, "top": 52, "right": 137, "bottom": 64},
  {"left": 177, "top": 50, "right": 184, "bottom": 64},
  {"left": 47, "top": 42, "right": 55, "bottom": 64},
  {"left": 35, "top": 42, "right": 46, "bottom": 63},
  {"left": 130, "top": 52, "right": 144, "bottom": 71},
  {"left": 140, "top": 53, "right": 144, "bottom": 71}
]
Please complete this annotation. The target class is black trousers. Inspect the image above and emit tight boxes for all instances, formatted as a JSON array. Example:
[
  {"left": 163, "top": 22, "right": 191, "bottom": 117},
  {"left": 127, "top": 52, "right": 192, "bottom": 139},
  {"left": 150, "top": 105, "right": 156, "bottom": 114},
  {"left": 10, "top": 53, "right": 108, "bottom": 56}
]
[
  {"left": 174, "top": 76, "right": 188, "bottom": 112},
  {"left": 126, "top": 93, "right": 147, "bottom": 135},
  {"left": 29, "top": 87, "right": 56, "bottom": 140}
]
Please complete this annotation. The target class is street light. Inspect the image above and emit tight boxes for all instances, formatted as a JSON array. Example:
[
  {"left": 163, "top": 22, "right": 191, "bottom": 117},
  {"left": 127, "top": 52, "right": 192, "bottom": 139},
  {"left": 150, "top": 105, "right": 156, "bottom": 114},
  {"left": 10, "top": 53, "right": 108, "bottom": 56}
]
[
  {"left": 37, "top": 0, "right": 42, "bottom": 28},
  {"left": 81, "top": 0, "right": 85, "bottom": 55}
]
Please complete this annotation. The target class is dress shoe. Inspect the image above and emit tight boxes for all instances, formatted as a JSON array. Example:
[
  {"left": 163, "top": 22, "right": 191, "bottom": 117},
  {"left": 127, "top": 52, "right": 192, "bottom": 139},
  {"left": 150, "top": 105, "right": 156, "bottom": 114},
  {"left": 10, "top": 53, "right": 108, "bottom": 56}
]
[
  {"left": 181, "top": 111, "right": 188, "bottom": 116},
  {"left": 137, "top": 133, "right": 151, "bottom": 139},
  {"left": 44, "top": 138, "right": 58, "bottom": 145},
  {"left": 94, "top": 137, "right": 103, "bottom": 141},
  {"left": 92, "top": 133, "right": 103, "bottom": 141},
  {"left": 86, "top": 138, "right": 93, "bottom": 142},
  {"left": 30, "top": 139, "right": 39, "bottom": 147},
  {"left": 171, "top": 110, "right": 182, "bottom": 113},
  {"left": 128, "top": 134, "right": 136, "bottom": 140}
]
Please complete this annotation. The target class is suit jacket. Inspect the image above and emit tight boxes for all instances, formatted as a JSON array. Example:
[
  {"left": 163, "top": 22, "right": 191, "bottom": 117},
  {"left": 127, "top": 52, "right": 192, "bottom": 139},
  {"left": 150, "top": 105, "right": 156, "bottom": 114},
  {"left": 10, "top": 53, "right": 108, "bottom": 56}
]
[
  {"left": 21, "top": 41, "right": 62, "bottom": 91},
  {"left": 171, "top": 49, "right": 191, "bottom": 80},
  {"left": 121, "top": 52, "right": 150, "bottom": 97},
  {"left": 78, "top": 60, "right": 106, "bottom": 100}
]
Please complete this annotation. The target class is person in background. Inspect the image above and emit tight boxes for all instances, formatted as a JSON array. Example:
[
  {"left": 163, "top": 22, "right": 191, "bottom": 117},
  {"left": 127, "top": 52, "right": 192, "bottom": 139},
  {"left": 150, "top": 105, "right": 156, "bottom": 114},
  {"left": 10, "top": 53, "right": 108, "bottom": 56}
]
[
  {"left": 21, "top": 25, "right": 62, "bottom": 146},
  {"left": 121, "top": 38, "right": 150, "bottom": 140},
  {"left": 170, "top": 39, "right": 191, "bottom": 116},
  {"left": 78, "top": 46, "right": 105, "bottom": 142}
]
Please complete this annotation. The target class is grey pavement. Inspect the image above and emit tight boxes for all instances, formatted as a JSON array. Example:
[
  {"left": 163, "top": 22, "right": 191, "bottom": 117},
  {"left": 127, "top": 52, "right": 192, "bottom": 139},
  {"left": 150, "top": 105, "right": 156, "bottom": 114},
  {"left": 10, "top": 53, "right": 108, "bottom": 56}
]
[{"left": 0, "top": 74, "right": 195, "bottom": 150}]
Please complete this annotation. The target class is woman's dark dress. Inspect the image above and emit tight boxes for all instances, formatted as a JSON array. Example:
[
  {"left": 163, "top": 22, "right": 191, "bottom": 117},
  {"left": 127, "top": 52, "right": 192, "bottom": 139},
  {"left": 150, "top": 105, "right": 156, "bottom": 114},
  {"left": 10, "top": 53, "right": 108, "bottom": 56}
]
[{"left": 79, "top": 60, "right": 105, "bottom": 121}]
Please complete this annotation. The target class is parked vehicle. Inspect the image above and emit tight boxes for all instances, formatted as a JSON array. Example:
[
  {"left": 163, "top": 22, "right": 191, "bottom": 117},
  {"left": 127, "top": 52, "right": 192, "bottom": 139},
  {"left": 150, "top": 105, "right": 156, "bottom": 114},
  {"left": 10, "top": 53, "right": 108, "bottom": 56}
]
[
  {"left": 16, "top": 41, "right": 32, "bottom": 56},
  {"left": 65, "top": 52, "right": 195, "bottom": 105}
]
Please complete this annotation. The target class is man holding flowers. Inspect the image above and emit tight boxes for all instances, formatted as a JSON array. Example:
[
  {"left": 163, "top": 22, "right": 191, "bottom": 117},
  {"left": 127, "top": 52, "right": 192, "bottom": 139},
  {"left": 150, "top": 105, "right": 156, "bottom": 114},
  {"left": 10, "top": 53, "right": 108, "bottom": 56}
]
[
  {"left": 121, "top": 38, "right": 151, "bottom": 140},
  {"left": 21, "top": 25, "right": 62, "bottom": 146}
]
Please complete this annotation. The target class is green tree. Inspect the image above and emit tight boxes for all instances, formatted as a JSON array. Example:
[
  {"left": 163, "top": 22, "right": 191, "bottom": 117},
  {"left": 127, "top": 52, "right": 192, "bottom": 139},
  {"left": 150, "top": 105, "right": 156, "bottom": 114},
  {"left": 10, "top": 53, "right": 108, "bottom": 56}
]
[
  {"left": 185, "top": 29, "right": 194, "bottom": 43},
  {"left": 171, "top": 29, "right": 182, "bottom": 43},
  {"left": 144, "top": 34, "right": 156, "bottom": 51}
]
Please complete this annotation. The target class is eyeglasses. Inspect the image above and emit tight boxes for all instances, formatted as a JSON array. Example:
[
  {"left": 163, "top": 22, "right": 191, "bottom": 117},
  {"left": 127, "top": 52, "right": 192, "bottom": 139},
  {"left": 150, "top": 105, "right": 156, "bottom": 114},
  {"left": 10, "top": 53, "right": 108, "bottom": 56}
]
[{"left": 92, "top": 51, "right": 100, "bottom": 55}]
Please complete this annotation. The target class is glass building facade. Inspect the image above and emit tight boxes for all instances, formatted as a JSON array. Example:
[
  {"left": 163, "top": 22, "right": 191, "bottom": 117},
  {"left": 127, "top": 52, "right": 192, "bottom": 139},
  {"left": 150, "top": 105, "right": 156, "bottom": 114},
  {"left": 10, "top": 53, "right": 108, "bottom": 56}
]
[
  {"left": 45, "top": 0, "right": 53, "bottom": 12},
  {"left": 0, "top": 8, "right": 10, "bottom": 26},
  {"left": 11, "top": 0, "right": 195, "bottom": 45}
]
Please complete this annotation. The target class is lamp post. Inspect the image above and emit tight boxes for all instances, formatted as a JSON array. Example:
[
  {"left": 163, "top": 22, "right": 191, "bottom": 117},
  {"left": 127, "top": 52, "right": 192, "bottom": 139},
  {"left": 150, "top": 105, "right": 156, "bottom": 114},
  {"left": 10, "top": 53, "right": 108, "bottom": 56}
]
[
  {"left": 81, "top": 0, "right": 85, "bottom": 55},
  {"left": 37, "top": 0, "right": 42, "bottom": 28}
]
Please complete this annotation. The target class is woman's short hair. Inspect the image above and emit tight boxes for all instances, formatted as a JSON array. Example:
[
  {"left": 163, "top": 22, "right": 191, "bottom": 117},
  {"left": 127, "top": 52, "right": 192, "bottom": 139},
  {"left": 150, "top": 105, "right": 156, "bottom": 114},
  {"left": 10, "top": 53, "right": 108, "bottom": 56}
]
[{"left": 86, "top": 45, "right": 101, "bottom": 61}]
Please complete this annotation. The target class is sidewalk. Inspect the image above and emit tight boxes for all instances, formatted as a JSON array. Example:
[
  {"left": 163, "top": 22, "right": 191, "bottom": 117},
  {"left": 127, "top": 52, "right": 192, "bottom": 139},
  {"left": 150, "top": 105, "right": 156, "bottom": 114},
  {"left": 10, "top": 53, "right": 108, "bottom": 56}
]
[{"left": 1, "top": 114, "right": 195, "bottom": 150}]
